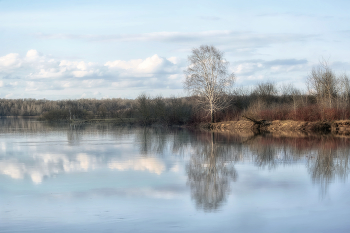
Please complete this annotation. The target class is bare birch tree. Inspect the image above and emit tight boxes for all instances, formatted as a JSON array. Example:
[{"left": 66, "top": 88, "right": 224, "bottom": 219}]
[
  {"left": 307, "top": 60, "right": 338, "bottom": 109},
  {"left": 184, "top": 45, "right": 235, "bottom": 123}
]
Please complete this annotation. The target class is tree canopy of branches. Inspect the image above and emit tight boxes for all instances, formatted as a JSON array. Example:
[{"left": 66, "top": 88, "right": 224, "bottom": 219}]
[
  {"left": 307, "top": 60, "right": 341, "bottom": 109},
  {"left": 184, "top": 45, "right": 235, "bottom": 123},
  {"left": 252, "top": 82, "right": 278, "bottom": 100}
]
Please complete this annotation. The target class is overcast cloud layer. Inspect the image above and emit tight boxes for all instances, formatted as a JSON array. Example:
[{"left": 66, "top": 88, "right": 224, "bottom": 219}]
[{"left": 1, "top": 0, "right": 350, "bottom": 99}]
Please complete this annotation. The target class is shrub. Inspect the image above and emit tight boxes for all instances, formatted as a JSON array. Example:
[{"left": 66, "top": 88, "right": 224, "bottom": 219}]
[
  {"left": 41, "top": 109, "right": 69, "bottom": 121},
  {"left": 41, "top": 109, "right": 93, "bottom": 121}
]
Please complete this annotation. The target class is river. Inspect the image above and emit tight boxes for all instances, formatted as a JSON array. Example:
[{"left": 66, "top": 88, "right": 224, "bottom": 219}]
[{"left": 1, "top": 119, "right": 350, "bottom": 232}]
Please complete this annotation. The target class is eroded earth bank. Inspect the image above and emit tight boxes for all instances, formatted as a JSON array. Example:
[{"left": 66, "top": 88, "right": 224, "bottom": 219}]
[{"left": 207, "top": 119, "right": 350, "bottom": 136}]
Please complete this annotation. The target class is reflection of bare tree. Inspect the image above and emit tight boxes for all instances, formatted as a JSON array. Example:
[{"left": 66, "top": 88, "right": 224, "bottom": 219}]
[
  {"left": 67, "top": 124, "right": 85, "bottom": 145},
  {"left": 186, "top": 133, "right": 238, "bottom": 212},
  {"left": 246, "top": 135, "right": 307, "bottom": 169},
  {"left": 133, "top": 128, "right": 243, "bottom": 214},
  {"left": 136, "top": 127, "right": 168, "bottom": 156},
  {"left": 308, "top": 146, "right": 350, "bottom": 196},
  {"left": 135, "top": 127, "right": 193, "bottom": 156},
  {"left": 205, "top": 133, "right": 350, "bottom": 198},
  {"left": 252, "top": 143, "right": 278, "bottom": 169}
]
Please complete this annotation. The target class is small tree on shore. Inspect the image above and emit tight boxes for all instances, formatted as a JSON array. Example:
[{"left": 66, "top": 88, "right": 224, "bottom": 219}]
[{"left": 184, "top": 45, "right": 235, "bottom": 123}]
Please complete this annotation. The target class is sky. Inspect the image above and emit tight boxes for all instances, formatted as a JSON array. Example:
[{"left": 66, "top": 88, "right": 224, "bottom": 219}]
[{"left": 0, "top": 0, "right": 349, "bottom": 100}]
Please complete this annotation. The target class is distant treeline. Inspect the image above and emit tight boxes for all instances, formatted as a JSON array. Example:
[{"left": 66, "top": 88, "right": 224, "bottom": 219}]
[
  {"left": 1, "top": 62, "right": 350, "bottom": 124},
  {"left": 0, "top": 87, "right": 348, "bottom": 125},
  {"left": 0, "top": 97, "right": 195, "bottom": 125}
]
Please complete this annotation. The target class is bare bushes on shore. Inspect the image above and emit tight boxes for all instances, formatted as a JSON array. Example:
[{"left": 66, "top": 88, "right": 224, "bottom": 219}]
[
  {"left": 136, "top": 94, "right": 193, "bottom": 125},
  {"left": 239, "top": 61, "right": 350, "bottom": 122}
]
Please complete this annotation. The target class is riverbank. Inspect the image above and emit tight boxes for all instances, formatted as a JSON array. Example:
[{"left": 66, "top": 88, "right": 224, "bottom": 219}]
[
  {"left": 10, "top": 116, "right": 350, "bottom": 136},
  {"left": 206, "top": 120, "right": 350, "bottom": 135}
]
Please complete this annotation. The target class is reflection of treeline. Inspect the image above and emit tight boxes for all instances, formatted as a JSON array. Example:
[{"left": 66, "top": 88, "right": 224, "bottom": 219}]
[
  {"left": 136, "top": 128, "right": 350, "bottom": 201},
  {"left": 0, "top": 118, "right": 50, "bottom": 134},
  {"left": 244, "top": 135, "right": 350, "bottom": 153},
  {"left": 2, "top": 118, "right": 350, "bottom": 206},
  {"left": 196, "top": 131, "right": 350, "bottom": 197}
]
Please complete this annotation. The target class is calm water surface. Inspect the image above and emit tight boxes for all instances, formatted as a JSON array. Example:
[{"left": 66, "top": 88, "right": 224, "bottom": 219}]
[{"left": 1, "top": 119, "right": 350, "bottom": 232}]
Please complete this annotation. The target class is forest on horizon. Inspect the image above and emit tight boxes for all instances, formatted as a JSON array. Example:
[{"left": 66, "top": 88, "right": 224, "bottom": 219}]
[{"left": 1, "top": 70, "right": 350, "bottom": 125}]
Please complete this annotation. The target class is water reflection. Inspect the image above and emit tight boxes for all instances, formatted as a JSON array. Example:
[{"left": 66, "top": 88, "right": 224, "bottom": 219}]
[
  {"left": 184, "top": 132, "right": 350, "bottom": 204},
  {"left": 1, "top": 119, "right": 350, "bottom": 210},
  {"left": 242, "top": 134, "right": 350, "bottom": 197},
  {"left": 307, "top": 141, "right": 350, "bottom": 196},
  {"left": 187, "top": 132, "right": 238, "bottom": 211},
  {"left": 67, "top": 124, "right": 85, "bottom": 145}
]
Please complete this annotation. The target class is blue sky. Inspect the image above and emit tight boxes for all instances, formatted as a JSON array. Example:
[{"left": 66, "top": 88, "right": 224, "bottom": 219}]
[{"left": 0, "top": 0, "right": 349, "bottom": 99}]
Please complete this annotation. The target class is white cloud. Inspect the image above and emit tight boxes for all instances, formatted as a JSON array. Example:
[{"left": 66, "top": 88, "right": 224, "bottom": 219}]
[
  {"left": 0, "top": 53, "right": 21, "bottom": 69},
  {"left": 138, "top": 55, "right": 164, "bottom": 72},
  {"left": 62, "top": 81, "right": 71, "bottom": 88},
  {"left": 81, "top": 79, "right": 105, "bottom": 88},
  {"left": 234, "top": 63, "right": 261, "bottom": 74},
  {"left": 231, "top": 58, "right": 311, "bottom": 87},
  {"left": 0, "top": 50, "right": 181, "bottom": 81},
  {"left": 111, "top": 80, "right": 142, "bottom": 88},
  {"left": 105, "top": 54, "right": 177, "bottom": 74},
  {"left": 167, "top": 57, "right": 179, "bottom": 64},
  {"left": 168, "top": 74, "right": 179, "bottom": 80},
  {"left": 25, "top": 81, "right": 39, "bottom": 91},
  {"left": 26, "top": 49, "right": 40, "bottom": 59},
  {"left": 5, "top": 93, "right": 13, "bottom": 99},
  {"left": 0, "top": 50, "right": 185, "bottom": 98},
  {"left": 0, "top": 49, "right": 320, "bottom": 98}
]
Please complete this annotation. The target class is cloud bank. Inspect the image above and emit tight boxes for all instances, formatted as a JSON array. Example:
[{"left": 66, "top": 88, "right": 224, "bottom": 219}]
[
  {"left": 0, "top": 50, "right": 185, "bottom": 99},
  {"left": 2, "top": 49, "right": 345, "bottom": 99}
]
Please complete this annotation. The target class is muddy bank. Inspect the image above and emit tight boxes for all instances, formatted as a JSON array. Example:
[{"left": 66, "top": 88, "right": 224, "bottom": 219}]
[
  {"left": 332, "top": 121, "right": 350, "bottom": 135},
  {"left": 206, "top": 120, "right": 350, "bottom": 135}
]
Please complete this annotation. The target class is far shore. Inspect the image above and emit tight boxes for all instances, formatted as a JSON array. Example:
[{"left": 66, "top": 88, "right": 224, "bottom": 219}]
[{"left": 3, "top": 116, "right": 350, "bottom": 136}]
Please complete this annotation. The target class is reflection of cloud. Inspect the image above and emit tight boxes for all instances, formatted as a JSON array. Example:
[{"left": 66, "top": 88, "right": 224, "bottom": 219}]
[
  {"left": 0, "top": 153, "right": 98, "bottom": 184},
  {"left": 108, "top": 158, "right": 165, "bottom": 175},
  {"left": 37, "top": 153, "right": 96, "bottom": 172},
  {"left": 0, "top": 151, "right": 167, "bottom": 184},
  {"left": 30, "top": 171, "right": 44, "bottom": 184},
  {"left": 0, "top": 160, "right": 46, "bottom": 184},
  {"left": 170, "top": 164, "right": 180, "bottom": 172},
  {"left": 46, "top": 187, "right": 184, "bottom": 200},
  {"left": 0, "top": 160, "right": 25, "bottom": 179}
]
